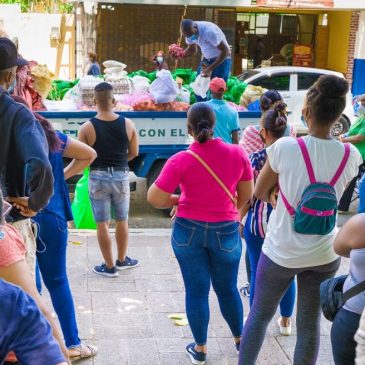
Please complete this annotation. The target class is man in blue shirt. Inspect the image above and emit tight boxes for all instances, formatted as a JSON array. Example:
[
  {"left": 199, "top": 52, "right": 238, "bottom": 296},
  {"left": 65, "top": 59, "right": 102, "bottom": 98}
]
[
  {"left": 206, "top": 78, "right": 240, "bottom": 144},
  {"left": 86, "top": 52, "right": 101, "bottom": 76},
  {"left": 0, "top": 279, "right": 67, "bottom": 365}
]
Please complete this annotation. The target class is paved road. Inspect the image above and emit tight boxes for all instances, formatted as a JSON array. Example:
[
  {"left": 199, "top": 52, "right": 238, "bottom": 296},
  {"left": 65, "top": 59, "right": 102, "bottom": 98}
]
[{"left": 41, "top": 225, "right": 354, "bottom": 365}]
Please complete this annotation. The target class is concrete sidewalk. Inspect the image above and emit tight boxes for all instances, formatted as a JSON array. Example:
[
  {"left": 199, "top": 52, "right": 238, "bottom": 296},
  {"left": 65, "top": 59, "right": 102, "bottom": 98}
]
[{"left": 49, "top": 228, "right": 350, "bottom": 365}]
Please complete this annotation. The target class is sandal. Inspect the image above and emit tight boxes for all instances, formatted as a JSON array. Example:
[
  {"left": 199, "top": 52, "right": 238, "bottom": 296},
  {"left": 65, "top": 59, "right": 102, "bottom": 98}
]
[{"left": 69, "top": 344, "right": 97, "bottom": 361}]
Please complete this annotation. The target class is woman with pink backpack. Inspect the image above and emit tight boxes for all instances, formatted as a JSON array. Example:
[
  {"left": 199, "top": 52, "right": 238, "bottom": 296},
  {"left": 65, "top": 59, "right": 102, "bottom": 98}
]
[{"left": 238, "top": 75, "right": 362, "bottom": 364}]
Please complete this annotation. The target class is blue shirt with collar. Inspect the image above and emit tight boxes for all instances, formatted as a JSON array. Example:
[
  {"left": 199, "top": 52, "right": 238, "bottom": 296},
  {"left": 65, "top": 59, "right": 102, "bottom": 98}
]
[{"left": 206, "top": 98, "right": 240, "bottom": 144}]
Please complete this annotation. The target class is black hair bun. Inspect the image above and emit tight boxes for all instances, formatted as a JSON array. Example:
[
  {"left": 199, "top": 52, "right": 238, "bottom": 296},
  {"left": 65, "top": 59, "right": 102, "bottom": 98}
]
[
  {"left": 316, "top": 75, "right": 348, "bottom": 99},
  {"left": 275, "top": 116, "right": 287, "bottom": 127},
  {"left": 274, "top": 101, "right": 287, "bottom": 114}
]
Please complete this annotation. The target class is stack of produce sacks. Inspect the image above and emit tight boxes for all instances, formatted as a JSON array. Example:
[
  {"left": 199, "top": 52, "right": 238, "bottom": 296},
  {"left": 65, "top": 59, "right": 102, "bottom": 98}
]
[
  {"left": 103, "top": 60, "right": 131, "bottom": 95},
  {"left": 240, "top": 85, "right": 267, "bottom": 109},
  {"left": 78, "top": 76, "right": 103, "bottom": 107}
]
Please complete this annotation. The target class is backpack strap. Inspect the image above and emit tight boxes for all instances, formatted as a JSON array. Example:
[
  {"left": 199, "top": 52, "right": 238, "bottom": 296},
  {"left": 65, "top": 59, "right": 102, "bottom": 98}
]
[
  {"left": 279, "top": 187, "right": 295, "bottom": 216},
  {"left": 329, "top": 143, "right": 351, "bottom": 187},
  {"left": 186, "top": 149, "right": 237, "bottom": 207},
  {"left": 343, "top": 279, "right": 365, "bottom": 303},
  {"left": 297, "top": 137, "right": 316, "bottom": 184}
]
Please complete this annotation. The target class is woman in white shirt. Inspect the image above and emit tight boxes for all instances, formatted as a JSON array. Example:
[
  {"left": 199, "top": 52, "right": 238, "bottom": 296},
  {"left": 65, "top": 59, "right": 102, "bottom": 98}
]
[{"left": 238, "top": 75, "right": 362, "bottom": 365}]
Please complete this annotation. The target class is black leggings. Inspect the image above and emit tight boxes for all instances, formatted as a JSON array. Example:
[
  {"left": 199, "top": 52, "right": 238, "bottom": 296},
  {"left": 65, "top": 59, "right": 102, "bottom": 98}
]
[{"left": 239, "top": 254, "right": 340, "bottom": 365}]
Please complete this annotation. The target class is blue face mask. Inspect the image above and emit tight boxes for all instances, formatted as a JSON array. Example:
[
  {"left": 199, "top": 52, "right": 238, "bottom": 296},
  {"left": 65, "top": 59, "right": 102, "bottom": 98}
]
[
  {"left": 358, "top": 105, "right": 365, "bottom": 116},
  {"left": 188, "top": 34, "right": 198, "bottom": 42},
  {"left": 8, "top": 78, "right": 16, "bottom": 94}
]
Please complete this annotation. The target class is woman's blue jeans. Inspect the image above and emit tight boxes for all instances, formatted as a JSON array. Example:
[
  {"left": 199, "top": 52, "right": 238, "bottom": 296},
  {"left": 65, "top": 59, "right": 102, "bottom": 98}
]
[
  {"left": 331, "top": 307, "right": 361, "bottom": 365},
  {"left": 172, "top": 217, "right": 243, "bottom": 345},
  {"left": 34, "top": 210, "right": 81, "bottom": 348},
  {"left": 244, "top": 226, "right": 296, "bottom": 318}
]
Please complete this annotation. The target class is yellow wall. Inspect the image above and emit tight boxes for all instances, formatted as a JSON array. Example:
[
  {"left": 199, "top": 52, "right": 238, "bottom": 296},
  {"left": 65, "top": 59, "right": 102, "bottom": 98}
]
[{"left": 327, "top": 11, "right": 351, "bottom": 73}]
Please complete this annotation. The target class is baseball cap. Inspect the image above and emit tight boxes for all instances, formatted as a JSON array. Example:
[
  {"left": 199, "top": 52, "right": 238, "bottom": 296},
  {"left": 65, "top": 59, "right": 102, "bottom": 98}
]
[
  {"left": 17, "top": 56, "right": 29, "bottom": 67},
  {"left": 0, "top": 37, "right": 18, "bottom": 71},
  {"left": 209, "top": 77, "right": 227, "bottom": 93}
]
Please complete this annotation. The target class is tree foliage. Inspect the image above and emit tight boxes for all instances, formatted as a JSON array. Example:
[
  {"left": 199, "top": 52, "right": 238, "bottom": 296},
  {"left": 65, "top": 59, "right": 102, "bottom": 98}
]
[{"left": 0, "top": 0, "right": 74, "bottom": 13}]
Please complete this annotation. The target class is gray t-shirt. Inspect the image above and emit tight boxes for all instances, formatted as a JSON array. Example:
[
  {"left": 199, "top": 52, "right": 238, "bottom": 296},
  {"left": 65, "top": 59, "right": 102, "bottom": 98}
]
[{"left": 344, "top": 248, "right": 365, "bottom": 315}]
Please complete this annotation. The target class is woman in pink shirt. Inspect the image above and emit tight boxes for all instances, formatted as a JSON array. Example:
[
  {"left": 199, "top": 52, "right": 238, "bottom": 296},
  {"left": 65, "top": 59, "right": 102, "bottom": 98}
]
[{"left": 148, "top": 103, "right": 253, "bottom": 365}]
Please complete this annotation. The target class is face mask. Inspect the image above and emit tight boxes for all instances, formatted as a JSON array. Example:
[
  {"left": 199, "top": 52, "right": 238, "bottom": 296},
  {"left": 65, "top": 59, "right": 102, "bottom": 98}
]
[
  {"left": 358, "top": 105, "right": 365, "bottom": 116},
  {"left": 8, "top": 78, "right": 16, "bottom": 93},
  {"left": 157, "top": 56, "right": 164, "bottom": 64},
  {"left": 188, "top": 34, "right": 198, "bottom": 42}
]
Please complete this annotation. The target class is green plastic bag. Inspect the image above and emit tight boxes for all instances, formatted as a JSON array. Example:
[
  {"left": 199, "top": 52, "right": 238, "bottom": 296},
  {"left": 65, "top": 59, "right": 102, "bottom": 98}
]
[
  {"left": 224, "top": 76, "right": 248, "bottom": 105},
  {"left": 47, "top": 79, "right": 79, "bottom": 101},
  {"left": 172, "top": 68, "right": 197, "bottom": 85},
  {"left": 71, "top": 168, "right": 96, "bottom": 229},
  {"left": 128, "top": 70, "right": 157, "bottom": 83}
]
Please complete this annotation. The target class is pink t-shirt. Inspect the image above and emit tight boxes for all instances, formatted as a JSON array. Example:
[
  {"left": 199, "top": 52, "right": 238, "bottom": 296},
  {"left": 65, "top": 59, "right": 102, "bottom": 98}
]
[
  {"left": 0, "top": 224, "right": 26, "bottom": 267},
  {"left": 155, "top": 138, "right": 253, "bottom": 222}
]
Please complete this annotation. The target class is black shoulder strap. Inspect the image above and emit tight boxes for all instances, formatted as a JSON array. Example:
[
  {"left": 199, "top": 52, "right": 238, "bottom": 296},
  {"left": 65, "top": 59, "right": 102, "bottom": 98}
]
[{"left": 343, "top": 280, "right": 365, "bottom": 302}]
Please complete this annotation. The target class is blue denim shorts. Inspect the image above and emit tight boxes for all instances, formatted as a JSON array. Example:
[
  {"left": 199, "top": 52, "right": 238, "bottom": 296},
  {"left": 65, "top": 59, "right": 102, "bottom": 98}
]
[{"left": 89, "top": 169, "right": 130, "bottom": 223}]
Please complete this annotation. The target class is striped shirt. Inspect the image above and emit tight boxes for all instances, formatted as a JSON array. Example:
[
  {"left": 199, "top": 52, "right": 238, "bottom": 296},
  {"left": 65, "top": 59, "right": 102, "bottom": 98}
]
[
  {"left": 240, "top": 125, "right": 264, "bottom": 156},
  {"left": 245, "top": 149, "right": 273, "bottom": 238},
  {"left": 240, "top": 124, "right": 296, "bottom": 156}
]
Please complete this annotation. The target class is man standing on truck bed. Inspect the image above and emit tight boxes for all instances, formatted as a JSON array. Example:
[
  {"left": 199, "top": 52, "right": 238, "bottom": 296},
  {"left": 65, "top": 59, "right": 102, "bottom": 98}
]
[
  {"left": 79, "top": 82, "right": 139, "bottom": 277},
  {"left": 180, "top": 19, "right": 231, "bottom": 100}
]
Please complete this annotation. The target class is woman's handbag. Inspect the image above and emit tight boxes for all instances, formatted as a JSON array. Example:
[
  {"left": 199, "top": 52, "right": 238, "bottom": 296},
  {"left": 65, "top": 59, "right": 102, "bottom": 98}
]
[
  {"left": 320, "top": 275, "right": 365, "bottom": 322},
  {"left": 186, "top": 150, "right": 237, "bottom": 207}
]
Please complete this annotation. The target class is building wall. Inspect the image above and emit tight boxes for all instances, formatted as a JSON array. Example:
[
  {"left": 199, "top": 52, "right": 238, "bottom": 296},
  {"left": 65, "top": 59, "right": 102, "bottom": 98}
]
[
  {"left": 0, "top": 4, "right": 74, "bottom": 79},
  {"left": 327, "top": 11, "right": 351, "bottom": 74}
]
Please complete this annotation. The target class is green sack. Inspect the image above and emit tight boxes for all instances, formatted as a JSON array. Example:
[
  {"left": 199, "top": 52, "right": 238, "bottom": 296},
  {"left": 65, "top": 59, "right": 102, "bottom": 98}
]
[
  {"left": 128, "top": 70, "right": 157, "bottom": 82},
  {"left": 224, "top": 76, "right": 247, "bottom": 105},
  {"left": 71, "top": 168, "right": 96, "bottom": 229},
  {"left": 47, "top": 79, "right": 79, "bottom": 101},
  {"left": 172, "top": 68, "right": 197, "bottom": 85}
]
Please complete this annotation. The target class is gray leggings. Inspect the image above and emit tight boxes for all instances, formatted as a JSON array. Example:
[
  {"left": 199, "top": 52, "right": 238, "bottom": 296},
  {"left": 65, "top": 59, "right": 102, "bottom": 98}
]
[{"left": 238, "top": 253, "right": 340, "bottom": 365}]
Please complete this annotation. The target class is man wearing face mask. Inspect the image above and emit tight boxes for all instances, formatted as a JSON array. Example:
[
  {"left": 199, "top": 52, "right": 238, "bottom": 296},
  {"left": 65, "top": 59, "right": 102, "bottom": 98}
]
[
  {"left": 179, "top": 19, "right": 231, "bottom": 101},
  {"left": 338, "top": 94, "right": 365, "bottom": 213},
  {"left": 0, "top": 37, "right": 53, "bottom": 275}
]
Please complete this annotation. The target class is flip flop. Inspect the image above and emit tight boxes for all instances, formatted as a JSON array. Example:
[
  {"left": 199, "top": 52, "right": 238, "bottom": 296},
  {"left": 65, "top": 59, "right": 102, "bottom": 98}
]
[{"left": 69, "top": 344, "right": 97, "bottom": 361}]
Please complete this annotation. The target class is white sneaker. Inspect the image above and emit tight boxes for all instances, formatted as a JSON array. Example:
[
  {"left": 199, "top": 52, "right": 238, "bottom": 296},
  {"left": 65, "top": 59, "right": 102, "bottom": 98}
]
[{"left": 277, "top": 317, "right": 292, "bottom": 336}]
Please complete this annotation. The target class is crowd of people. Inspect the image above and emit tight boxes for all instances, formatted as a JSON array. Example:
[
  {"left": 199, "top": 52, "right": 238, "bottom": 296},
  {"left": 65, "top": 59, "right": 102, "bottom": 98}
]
[
  {"left": 148, "top": 74, "right": 365, "bottom": 365},
  {"left": 1, "top": 29, "right": 365, "bottom": 365}
]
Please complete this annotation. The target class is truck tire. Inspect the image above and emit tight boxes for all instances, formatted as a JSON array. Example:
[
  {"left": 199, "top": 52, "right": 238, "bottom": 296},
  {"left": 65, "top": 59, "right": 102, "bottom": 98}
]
[
  {"left": 147, "top": 160, "right": 166, "bottom": 189},
  {"left": 147, "top": 160, "right": 179, "bottom": 216},
  {"left": 331, "top": 115, "right": 350, "bottom": 137}
]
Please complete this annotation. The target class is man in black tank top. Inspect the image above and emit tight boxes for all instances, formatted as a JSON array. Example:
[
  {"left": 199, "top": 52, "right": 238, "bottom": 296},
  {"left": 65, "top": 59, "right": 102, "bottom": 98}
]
[{"left": 79, "top": 82, "right": 139, "bottom": 277}]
